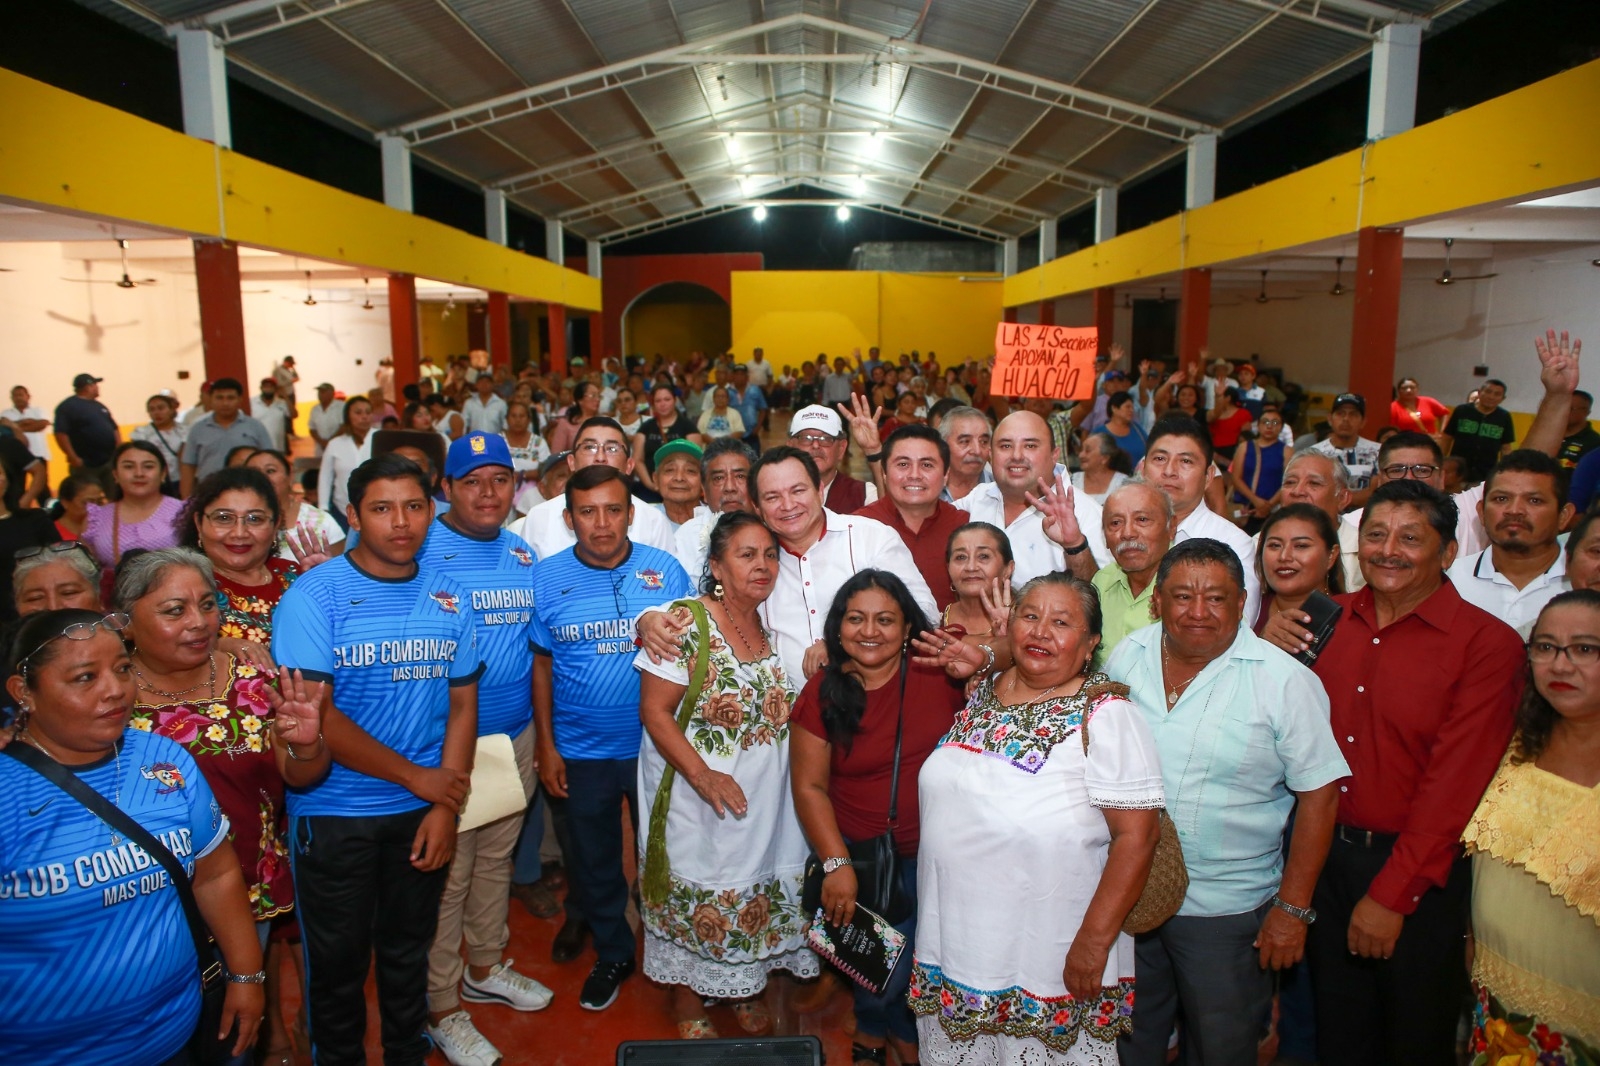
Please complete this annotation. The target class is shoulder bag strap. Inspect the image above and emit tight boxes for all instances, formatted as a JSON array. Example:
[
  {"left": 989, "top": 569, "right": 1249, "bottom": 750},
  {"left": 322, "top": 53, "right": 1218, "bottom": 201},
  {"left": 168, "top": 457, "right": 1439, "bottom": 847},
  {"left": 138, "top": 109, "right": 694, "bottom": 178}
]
[
  {"left": 639, "top": 599, "right": 713, "bottom": 906},
  {"left": 885, "top": 655, "right": 908, "bottom": 829},
  {"left": 2, "top": 744, "right": 215, "bottom": 977}
]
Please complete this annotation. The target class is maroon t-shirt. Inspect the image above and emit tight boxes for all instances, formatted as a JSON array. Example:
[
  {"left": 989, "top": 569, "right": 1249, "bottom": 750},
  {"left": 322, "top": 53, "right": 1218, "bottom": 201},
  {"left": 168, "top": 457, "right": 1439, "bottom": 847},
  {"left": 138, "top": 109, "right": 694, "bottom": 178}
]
[{"left": 791, "top": 660, "right": 964, "bottom": 856}]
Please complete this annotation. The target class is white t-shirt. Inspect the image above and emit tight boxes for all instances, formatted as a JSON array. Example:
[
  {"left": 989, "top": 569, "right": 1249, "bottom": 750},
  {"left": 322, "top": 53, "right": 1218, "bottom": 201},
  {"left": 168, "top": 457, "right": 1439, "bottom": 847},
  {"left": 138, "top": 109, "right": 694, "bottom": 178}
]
[
  {"left": 1309, "top": 437, "right": 1382, "bottom": 491},
  {"left": 514, "top": 491, "right": 677, "bottom": 561},
  {"left": 275, "top": 501, "right": 346, "bottom": 562},
  {"left": 1, "top": 405, "right": 50, "bottom": 461},
  {"left": 746, "top": 360, "right": 774, "bottom": 388},
  {"left": 307, "top": 401, "right": 345, "bottom": 456},
  {"left": 253, "top": 398, "right": 290, "bottom": 451}
]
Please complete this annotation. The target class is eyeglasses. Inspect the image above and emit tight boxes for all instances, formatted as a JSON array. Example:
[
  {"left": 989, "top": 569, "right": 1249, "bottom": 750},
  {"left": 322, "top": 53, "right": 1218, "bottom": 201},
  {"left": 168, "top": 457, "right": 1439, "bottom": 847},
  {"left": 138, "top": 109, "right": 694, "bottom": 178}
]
[
  {"left": 1527, "top": 640, "right": 1600, "bottom": 666},
  {"left": 15, "top": 542, "right": 95, "bottom": 564},
  {"left": 791, "top": 433, "right": 838, "bottom": 446},
  {"left": 17, "top": 611, "right": 131, "bottom": 673},
  {"left": 203, "top": 509, "right": 274, "bottom": 529},
  {"left": 575, "top": 441, "right": 627, "bottom": 458},
  {"left": 1381, "top": 463, "right": 1439, "bottom": 481}
]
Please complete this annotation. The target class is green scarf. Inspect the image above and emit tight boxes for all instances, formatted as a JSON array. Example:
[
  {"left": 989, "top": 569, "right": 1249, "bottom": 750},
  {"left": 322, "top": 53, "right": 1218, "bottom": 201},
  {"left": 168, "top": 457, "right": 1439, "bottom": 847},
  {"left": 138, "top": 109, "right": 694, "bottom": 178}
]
[{"left": 640, "top": 599, "right": 712, "bottom": 908}]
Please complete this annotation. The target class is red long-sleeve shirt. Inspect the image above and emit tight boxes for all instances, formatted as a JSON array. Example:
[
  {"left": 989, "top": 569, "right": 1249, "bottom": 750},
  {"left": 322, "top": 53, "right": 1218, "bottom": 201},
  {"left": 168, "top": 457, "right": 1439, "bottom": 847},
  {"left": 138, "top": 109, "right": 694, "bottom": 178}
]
[{"left": 1311, "top": 581, "right": 1522, "bottom": 915}]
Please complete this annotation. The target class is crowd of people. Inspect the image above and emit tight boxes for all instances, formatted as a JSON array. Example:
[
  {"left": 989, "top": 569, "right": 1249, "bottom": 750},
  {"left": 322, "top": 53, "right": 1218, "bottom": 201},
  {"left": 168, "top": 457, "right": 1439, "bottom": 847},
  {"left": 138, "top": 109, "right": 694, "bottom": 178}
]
[{"left": 1, "top": 332, "right": 1597, "bottom": 1066}]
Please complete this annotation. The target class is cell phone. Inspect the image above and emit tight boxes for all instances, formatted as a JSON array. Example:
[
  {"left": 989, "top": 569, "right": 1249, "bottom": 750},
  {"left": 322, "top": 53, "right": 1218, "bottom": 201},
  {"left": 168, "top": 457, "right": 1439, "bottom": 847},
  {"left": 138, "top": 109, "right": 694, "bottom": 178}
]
[{"left": 1293, "top": 590, "right": 1343, "bottom": 666}]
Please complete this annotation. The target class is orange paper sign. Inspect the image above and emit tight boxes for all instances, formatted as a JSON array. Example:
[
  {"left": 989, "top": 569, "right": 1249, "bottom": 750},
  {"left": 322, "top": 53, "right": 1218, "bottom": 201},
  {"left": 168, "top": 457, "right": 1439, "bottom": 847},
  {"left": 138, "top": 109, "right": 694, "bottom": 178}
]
[{"left": 992, "top": 324, "right": 1098, "bottom": 401}]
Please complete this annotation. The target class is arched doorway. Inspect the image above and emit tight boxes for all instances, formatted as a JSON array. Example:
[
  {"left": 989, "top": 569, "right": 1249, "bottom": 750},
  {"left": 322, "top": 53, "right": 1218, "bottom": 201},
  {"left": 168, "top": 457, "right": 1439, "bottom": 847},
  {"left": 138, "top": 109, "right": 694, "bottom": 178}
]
[{"left": 622, "top": 281, "right": 731, "bottom": 361}]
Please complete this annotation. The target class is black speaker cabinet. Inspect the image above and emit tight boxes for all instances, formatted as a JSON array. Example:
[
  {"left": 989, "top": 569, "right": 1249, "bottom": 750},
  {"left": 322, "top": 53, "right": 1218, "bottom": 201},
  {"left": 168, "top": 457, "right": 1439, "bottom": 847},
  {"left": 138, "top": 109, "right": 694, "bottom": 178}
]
[{"left": 616, "top": 1035, "right": 824, "bottom": 1064}]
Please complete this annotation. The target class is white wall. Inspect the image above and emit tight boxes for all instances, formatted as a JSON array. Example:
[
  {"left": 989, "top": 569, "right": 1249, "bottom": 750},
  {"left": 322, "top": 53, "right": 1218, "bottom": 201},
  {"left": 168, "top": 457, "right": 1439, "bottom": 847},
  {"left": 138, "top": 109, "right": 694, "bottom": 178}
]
[
  {"left": 0, "top": 240, "right": 392, "bottom": 424},
  {"left": 1207, "top": 242, "right": 1600, "bottom": 412}
]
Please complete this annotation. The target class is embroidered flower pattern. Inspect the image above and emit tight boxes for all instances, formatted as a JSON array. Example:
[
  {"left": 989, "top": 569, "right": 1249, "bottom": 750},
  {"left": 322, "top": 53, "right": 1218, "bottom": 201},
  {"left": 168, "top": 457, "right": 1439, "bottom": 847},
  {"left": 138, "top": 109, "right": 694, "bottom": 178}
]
[
  {"left": 672, "top": 620, "right": 792, "bottom": 758},
  {"left": 644, "top": 873, "right": 807, "bottom": 964},
  {"left": 1470, "top": 985, "right": 1598, "bottom": 1066},
  {"left": 939, "top": 674, "right": 1111, "bottom": 774},
  {"left": 908, "top": 960, "right": 1135, "bottom": 1051},
  {"left": 215, "top": 563, "right": 298, "bottom": 645}
]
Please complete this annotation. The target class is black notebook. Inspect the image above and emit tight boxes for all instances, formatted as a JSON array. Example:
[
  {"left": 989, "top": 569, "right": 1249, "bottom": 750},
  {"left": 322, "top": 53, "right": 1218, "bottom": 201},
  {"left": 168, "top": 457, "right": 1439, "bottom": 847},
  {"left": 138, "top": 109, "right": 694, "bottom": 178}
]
[{"left": 806, "top": 904, "right": 907, "bottom": 995}]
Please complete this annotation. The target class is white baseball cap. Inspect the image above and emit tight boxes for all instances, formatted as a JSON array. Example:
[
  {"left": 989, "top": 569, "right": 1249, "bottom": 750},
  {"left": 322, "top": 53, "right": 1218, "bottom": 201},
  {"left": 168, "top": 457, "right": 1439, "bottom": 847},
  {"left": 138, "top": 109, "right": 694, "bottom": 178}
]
[{"left": 789, "top": 404, "right": 843, "bottom": 438}]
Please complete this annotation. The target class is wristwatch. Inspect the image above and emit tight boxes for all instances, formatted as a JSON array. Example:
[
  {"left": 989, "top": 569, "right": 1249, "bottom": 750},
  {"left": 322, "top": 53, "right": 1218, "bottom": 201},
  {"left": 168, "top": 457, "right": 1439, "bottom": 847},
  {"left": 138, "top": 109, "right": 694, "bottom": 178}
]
[
  {"left": 1270, "top": 894, "right": 1317, "bottom": 925},
  {"left": 226, "top": 969, "right": 268, "bottom": 985},
  {"left": 863, "top": 451, "right": 884, "bottom": 464},
  {"left": 821, "top": 857, "right": 853, "bottom": 874},
  {"left": 1063, "top": 539, "right": 1091, "bottom": 556}
]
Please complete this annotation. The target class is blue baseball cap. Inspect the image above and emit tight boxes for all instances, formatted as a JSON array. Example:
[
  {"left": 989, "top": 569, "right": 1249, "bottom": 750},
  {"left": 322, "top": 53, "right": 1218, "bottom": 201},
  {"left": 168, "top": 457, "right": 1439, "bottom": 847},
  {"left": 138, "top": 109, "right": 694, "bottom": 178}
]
[{"left": 446, "top": 432, "right": 514, "bottom": 478}]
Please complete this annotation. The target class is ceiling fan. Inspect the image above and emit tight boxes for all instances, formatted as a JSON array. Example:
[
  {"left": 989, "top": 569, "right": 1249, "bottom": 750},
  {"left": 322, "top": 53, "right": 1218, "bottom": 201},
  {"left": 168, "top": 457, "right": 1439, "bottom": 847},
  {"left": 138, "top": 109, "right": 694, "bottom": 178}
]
[
  {"left": 1254, "top": 270, "right": 1301, "bottom": 304},
  {"left": 62, "top": 240, "right": 158, "bottom": 287},
  {"left": 361, "top": 277, "right": 375, "bottom": 310},
  {"left": 1436, "top": 238, "right": 1498, "bottom": 285},
  {"left": 1328, "top": 256, "right": 1347, "bottom": 296}
]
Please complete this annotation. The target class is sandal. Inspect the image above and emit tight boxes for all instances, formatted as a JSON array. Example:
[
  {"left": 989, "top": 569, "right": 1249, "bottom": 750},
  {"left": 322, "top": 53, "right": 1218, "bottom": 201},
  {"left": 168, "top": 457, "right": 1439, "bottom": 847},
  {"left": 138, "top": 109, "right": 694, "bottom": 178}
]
[
  {"left": 852, "top": 1043, "right": 888, "bottom": 1064},
  {"left": 730, "top": 998, "right": 772, "bottom": 1034},
  {"left": 677, "top": 1018, "right": 719, "bottom": 1040}
]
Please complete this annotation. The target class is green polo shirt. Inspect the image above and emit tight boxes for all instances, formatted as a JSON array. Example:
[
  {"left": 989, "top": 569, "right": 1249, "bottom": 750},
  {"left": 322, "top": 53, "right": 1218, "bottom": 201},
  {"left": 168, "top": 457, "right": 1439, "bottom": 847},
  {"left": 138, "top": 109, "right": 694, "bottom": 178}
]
[{"left": 1091, "top": 562, "right": 1157, "bottom": 669}]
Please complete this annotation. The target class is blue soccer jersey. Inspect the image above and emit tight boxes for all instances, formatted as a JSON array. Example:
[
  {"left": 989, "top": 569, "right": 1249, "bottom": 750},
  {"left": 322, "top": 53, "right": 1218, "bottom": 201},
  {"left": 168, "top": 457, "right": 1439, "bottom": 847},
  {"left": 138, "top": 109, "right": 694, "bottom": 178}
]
[
  {"left": 530, "top": 542, "right": 691, "bottom": 760},
  {"left": 0, "top": 730, "right": 230, "bottom": 1064},
  {"left": 417, "top": 518, "right": 538, "bottom": 739},
  {"left": 271, "top": 554, "right": 482, "bottom": 818}
]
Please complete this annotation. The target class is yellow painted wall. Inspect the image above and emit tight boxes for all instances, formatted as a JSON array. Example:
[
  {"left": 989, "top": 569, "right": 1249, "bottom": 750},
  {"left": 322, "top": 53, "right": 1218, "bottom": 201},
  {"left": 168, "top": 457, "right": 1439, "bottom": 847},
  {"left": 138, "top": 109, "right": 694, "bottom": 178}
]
[
  {"left": 419, "top": 304, "right": 471, "bottom": 363},
  {"left": 731, "top": 271, "right": 1002, "bottom": 370},
  {"left": 0, "top": 69, "right": 599, "bottom": 310},
  {"left": 627, "top": 302, "right": 731, "bottom": 361},
  {"left": 1006, "top": 58, "right": 1600, "bottom": 305}
]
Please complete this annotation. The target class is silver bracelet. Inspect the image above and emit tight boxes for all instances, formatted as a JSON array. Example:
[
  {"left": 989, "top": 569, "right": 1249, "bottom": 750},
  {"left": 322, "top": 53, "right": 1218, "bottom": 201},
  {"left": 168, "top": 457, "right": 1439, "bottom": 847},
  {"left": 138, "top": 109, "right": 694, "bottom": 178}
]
[
  {"left": 977, "top": 643, "right": 996, "bottom": 674},
  {"left": 285, "top": 733, "right": 325, "bottom": 761},
  {"left": 226, "top": 969, "right": 267, "bottom": 985}
]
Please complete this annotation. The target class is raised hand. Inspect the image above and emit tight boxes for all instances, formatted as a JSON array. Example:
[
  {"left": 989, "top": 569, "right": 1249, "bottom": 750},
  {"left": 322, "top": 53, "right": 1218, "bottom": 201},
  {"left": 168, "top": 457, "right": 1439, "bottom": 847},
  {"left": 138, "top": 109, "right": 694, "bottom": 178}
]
[
  {"left": 1535, "top": 328, "right": 1581, "bottom": 396},
  {"left": 1025, "top": 471, "right": 1084, "bottom": 550},
  {"left": 270, "top": 669, "right": 325, "bottom": 747},
  {"left": 979, "top": 578, "right": 1013, "bottom": 637},
  {"left": 910, "top": 628, "right": 988, "bottom": 679},
  {"left": 286, "top": 523, "right": 334, "bottom": 571},
  {"left": 836, "top": 393, "right": 884, "bottom": 456}
]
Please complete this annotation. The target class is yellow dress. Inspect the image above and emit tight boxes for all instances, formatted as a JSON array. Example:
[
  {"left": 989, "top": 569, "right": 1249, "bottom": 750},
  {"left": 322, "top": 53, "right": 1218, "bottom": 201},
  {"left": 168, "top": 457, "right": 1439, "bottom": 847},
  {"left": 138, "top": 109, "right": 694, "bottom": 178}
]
[{"left": 1461, "top": 756, "right": 1600, "bottom": 1065}]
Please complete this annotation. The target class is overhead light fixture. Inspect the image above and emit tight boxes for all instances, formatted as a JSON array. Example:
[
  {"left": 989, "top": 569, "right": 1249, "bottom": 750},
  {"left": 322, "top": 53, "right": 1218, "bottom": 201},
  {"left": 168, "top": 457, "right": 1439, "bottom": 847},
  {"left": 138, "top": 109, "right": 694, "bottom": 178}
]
[
  {"left": 851, "top": 175, "right": 868, "bottom": 194},
  {"left": 361, "top": 276, "right": 374, "bottom": 310},
  {"left": 302, "top": 270, "right": 317, "bottom": 307},
  {"left": 442, "top": 292, "right": 455, "bottom": 320},
  {"left": 753, "top": 205, "right": 768, "bottom": 222},
  {"left": 718, "top": 74, "right": 728, "bottom": 101},
  {"left": 872, "top": 61, "right": 880, "bottom": 87},
  {"left": 836, "top": 206, "right": 852, "bottom": 222}
]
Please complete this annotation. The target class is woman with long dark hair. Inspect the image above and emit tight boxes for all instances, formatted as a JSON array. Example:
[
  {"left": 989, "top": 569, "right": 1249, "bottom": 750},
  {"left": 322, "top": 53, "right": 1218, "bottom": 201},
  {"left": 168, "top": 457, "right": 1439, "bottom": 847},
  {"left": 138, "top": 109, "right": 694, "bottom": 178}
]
[
  {"left": 82, "top": 441, "right": 185, "bottom": 575},
  {"left": 548, "top": 381, "right": 600, "bottom": 454},
  {"left": 1461, "top": 590, "right": 1600, "bottom": 1065},
  {"left": 789, "top": 569, "right": 965, "bottom": 1066},
  {"left": 1255, "top": 504, "right": 1344, "bottom": 652}
]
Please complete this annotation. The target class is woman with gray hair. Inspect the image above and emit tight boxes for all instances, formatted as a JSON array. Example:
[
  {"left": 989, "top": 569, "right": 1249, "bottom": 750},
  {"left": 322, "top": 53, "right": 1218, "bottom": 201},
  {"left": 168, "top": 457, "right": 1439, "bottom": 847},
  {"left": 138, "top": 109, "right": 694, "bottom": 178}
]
[
  {"left": 12, "top": 541, "right": 102, "bottom": 616},
  {"left": 116, "top": 549, "right": 315, "bottom": 1032}
]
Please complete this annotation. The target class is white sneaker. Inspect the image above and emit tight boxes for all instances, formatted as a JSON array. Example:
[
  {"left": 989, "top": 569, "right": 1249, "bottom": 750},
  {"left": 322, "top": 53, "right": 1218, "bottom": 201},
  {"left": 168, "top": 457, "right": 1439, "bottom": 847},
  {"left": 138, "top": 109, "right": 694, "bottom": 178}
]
[
  {"left": 462, "top": 958, "right": 555, "bottom": 1012},
  {"left": 427, "top": 1011, "right": 502, "bottom": 1066}
]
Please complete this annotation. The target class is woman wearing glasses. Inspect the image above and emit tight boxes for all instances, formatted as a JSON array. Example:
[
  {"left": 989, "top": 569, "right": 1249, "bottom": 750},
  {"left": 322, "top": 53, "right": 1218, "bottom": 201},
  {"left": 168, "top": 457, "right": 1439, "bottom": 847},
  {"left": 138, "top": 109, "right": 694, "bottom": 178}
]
[
  {"left": 178, "top": 469, "right": 309, "bottom": 656},
  {"left": 0, "top": 460, "right": 60, "bottom": 623},
  {"left": 1461, "top": 590, "right": 1600, "bottom": 1066},
  {"left": 13, "top": 542, "right": 102, "bottom": 617},
  {"left": 243, "top": 449, "right": 344, "bottom": 565},
  {"left": 1, "top": 607, "right": 269, "bottom": 1064}
]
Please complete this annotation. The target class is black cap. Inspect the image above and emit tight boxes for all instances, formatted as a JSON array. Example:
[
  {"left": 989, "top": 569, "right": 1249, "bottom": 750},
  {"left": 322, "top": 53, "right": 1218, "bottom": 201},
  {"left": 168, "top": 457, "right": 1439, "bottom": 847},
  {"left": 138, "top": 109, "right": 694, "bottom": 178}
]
[
  {"left": 1332, "top": 393, "right": 1366, "bottom": 415},
  {"left": 72, "top": 373, "right": 102, "bottom": 389}
]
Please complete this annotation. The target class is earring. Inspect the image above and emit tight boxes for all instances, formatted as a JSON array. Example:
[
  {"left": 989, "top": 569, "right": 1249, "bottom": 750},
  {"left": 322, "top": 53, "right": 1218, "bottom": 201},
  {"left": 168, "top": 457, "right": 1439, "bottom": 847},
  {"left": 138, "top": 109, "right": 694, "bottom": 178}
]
[{"left": 712, "top": 582, "right": 724, "bottom": 600}]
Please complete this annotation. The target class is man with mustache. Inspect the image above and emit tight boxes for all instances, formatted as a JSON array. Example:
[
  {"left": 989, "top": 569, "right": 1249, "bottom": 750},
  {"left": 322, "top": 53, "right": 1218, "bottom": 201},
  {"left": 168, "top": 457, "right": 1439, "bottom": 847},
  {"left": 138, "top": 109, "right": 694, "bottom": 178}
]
[
  {"left": 1091, "top": 480, "right": 1175, "bottom": 665},
  {"left": 1445, "top": 449, "right": 1573, "bottom": 638},
  {"left": 855, "top": 424, "right": 969, "bottom": 612},
  {"left": 935, "top": 406, "right": 991, "bottom": 503},
  {"left": 1307, "top": 480, "right": 1524, "bottom": 1065},
  {"left": 672, "top": 437, "right": 756, "bottom": 580}
]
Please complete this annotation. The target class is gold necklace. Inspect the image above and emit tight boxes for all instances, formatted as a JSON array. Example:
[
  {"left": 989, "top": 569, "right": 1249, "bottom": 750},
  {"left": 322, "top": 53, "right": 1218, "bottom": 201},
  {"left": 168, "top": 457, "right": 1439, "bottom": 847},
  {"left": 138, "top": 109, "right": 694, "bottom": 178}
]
[
  {"left": 132, "top": 652, "right": 217, "bottom": 701},
  {"left": 1161, "top": 636, "right": 1201, "bottom": 709},
  {"left": 1004, "top": 670, "right": 1069, "bottom": 705}
]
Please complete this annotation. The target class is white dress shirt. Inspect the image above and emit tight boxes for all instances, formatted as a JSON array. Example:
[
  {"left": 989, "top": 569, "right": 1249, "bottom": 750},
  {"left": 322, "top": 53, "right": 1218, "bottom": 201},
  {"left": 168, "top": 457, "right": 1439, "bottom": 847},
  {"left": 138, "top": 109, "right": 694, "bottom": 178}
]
[
  {"left": 1, "top": 405, "right": 51, "bottom": 460},
  {"left": 953, "top": 481, "right": 1111, "bottom": 585},
  {"left": 307, "top": 400, "right": 345, "bottom": 457},
  {"left": 1174, "top": 500, "right": 1262, "bottom": 623},
  {"left": 462, "top": 393, "right": 508, "bottom": 435},
  {"left": 317, "top": 432, "right": 373, "bottom": 514},
  {"left": 515, "top": 491, "right": 678, "bottom": 561},
  {"left": 1446, "top": 547, "right": 1568, "bottom": 639},
  {"left": 756, "top": 509, "right": 939, "bottom": 681},
  {"left": 253, "top": 398, "right": 290, "bottom": 451}
]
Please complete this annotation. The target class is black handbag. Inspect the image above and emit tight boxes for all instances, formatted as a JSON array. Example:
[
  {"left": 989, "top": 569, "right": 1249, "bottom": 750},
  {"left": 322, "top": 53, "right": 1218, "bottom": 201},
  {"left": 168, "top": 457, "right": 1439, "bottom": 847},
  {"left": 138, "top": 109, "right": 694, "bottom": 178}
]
[
  {"left": 4, "top": 743, "right": 236, "bottom": 1065},
  {"left": 803, "top": 659, "right": 914, "bottom": 926}
]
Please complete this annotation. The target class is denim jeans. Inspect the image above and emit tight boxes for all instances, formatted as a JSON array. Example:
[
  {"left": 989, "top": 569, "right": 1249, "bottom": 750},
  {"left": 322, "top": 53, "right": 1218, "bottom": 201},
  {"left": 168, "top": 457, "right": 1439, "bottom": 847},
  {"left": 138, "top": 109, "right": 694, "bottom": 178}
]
[
  {"left": 850, "top": 853, "right": 919, "bottom": 1045},
  {"left": 562, "top": 757, "right": 639, "bottom": 963}
]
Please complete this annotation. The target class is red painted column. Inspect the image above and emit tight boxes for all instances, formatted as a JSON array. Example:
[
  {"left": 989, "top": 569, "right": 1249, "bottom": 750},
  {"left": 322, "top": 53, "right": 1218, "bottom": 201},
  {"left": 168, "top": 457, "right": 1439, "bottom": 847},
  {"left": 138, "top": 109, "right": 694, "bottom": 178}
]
[
  {"left": 548, "top": 303, "right": 568, "bottom": 378},
  {"left": 387, "top": 274, "right": 420, "bottom": 394},
  {"left": 1349, "top": 226, "right": 1405, "bottom": 406},
  {"left": 1038, "top": 300, "right": 1055, "bottom": 326},
  {"left": 487, "top": 292, "right": 512, "bottom": 370},
  {"left": 193, "top": 239, "right": 250, "bottom": 409},
  {"left": 1092, "top": 287, "right": 1115, "bottom": 351},
  {"left": 588, "top": 313, "right": 605, "bottom": 367},
  {"left": 1002, "top": 307, "right": 1018, "bottom": 324},
  {"left": 1177, "top": 268, "right": 1211, "bottom": 371}
]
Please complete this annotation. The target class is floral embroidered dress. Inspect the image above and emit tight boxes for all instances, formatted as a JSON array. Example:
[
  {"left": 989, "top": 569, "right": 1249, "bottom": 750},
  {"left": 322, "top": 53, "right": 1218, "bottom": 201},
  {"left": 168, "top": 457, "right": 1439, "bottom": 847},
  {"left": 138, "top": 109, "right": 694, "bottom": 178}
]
[
  {"left": 215, "top": 556, "right": 298, "bottom": 645},
  {"left": 130, "top": 654, "right": 292, "bottom": 920},
  {"left": 910, "top": 674, "right": 1166, "bottom": 1066},
  {"left": 633, "top": 605, "right": 819, "bottom": 998},
  {"left": 1462, "top": 755, "right": 1600, "bottom": 1066}
]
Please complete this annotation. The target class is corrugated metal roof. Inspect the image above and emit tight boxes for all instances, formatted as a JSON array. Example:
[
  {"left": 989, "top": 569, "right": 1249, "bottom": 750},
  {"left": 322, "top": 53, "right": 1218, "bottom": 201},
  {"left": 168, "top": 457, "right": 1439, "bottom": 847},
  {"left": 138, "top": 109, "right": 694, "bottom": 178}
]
[{"left": 71, "top": 0, "right": 1506, "bottom": 241}]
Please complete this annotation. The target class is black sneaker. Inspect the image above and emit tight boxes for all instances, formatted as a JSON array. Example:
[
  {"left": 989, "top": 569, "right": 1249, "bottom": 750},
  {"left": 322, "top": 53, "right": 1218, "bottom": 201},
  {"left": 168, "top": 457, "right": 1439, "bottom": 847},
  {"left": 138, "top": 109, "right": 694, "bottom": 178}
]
[{"left": 578, "top": 958, "right": 635, "bottom": 1011}]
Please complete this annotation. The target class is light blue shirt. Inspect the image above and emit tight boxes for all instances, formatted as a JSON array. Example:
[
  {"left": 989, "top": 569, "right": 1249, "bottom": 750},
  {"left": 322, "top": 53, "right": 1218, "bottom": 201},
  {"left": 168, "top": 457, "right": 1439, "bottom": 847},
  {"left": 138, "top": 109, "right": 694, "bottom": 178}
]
[{"left": 1104, "top": 622, "right": 1349, "bottom": 918}]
